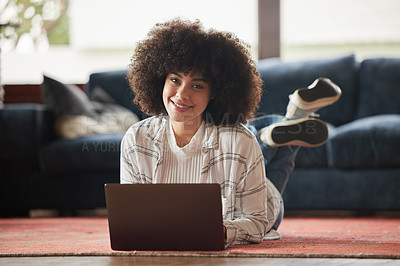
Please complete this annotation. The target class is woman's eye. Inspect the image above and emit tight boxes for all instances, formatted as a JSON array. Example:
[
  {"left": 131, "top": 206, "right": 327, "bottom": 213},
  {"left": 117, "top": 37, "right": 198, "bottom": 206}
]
[
  {"left": 170, "top": 78, "right": 180, "bottom": 84},
  {"left": 193, "top": 84, "right": 204, "bottom": 89}
]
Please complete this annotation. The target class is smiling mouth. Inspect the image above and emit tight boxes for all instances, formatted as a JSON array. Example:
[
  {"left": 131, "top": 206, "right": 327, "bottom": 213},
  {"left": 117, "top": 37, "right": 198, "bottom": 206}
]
[{"left": 172, "top": 100, "right": 192, "bottom": 109}]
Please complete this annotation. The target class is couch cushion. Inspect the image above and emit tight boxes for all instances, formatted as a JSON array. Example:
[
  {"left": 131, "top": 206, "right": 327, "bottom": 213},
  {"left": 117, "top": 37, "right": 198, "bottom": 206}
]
[
  {"left": 257, "top": 55, "right": 360, "bottom": 126},
  {"left": 294, "top": 141, "right": 328, "bottom": 168},
  {"left": 40, "top": 134, "right": 123, "bottom": 173},
  {"left": 328, "top": 114, "right": 400, "bottom": 169},
  {"left": 86, "top": 70, "right": 147, "bottom": 120},
  {"left": 356, "top": 57, "right": 400, "bottom": 119}
]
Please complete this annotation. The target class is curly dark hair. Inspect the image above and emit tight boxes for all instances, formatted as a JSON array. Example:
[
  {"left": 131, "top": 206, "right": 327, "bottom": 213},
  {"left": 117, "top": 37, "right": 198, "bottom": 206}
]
[{"left": 128, "top": 18, "right": 263, "bottom": 125}]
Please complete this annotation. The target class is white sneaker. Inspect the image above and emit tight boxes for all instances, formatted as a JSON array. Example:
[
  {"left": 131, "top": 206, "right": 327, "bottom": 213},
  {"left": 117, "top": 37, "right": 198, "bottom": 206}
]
[
  {"left": 286, "top": 77, "right": 342, "bottom": 119},
  {"left": 259, "top": 118, "right": 328, "bottom": 147},
  {"left": 263, "top": 229, "right": 282, "bottom": 240}
]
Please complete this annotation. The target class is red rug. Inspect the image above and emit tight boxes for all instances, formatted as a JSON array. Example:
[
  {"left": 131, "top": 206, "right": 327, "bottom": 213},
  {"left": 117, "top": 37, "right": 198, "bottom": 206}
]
[{"left": 0, "top": 217, "right": 399, "bottom": 258}]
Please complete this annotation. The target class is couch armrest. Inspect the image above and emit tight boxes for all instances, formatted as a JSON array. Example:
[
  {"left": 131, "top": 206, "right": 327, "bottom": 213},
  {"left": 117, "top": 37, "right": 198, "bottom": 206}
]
[{"left": 0, "top": 103, "right": 56, "bottom": 176}]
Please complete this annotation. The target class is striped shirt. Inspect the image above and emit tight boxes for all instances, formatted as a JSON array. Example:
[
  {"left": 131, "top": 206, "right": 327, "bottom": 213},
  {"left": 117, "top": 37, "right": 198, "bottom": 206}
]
[{"left": 120, "top": 115, "right": 282, "bottom": 245}]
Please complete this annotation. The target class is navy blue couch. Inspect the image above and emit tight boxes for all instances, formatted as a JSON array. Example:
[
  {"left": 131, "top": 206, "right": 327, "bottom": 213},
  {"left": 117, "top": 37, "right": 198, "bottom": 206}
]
[{"left": 1, "top": 54, "right": 399, "bottom": 216}]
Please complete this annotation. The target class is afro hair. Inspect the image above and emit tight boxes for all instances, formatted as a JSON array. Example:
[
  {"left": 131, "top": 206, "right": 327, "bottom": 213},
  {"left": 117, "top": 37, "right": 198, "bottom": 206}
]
[{"left": 128, "top": 18, "right": 263, "bottom": 125}]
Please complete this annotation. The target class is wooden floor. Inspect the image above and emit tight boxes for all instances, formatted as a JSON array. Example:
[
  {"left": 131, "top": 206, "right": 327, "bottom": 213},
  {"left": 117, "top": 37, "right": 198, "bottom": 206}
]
[{"left": 1, "top": 256, "right": 399, "bottom": 265}]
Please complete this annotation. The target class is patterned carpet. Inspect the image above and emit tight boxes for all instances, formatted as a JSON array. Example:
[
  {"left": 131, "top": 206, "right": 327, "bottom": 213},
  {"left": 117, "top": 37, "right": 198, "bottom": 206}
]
[{"left": 0, "top": 217, "right": 399, "bottom": 258}]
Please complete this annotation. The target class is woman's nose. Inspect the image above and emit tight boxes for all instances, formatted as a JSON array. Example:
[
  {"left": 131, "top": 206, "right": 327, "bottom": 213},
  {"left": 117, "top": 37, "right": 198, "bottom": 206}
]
[{"left": 176, "top": 84, "right": 191, "bottom": 99}]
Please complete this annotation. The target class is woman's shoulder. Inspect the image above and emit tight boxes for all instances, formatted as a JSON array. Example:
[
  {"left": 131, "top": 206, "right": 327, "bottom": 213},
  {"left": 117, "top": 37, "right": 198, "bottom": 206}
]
[
  {"left": 216, "top": 123, "right": 256, "bottom": 141},
  {"left": 210, "top": 123, "right": 262, "bottom": 159},
  {"left": 123, "top": 115, "right": 167, "bottom": 143},
  {"left": 128, "top": 115, "right": 165, "bottom": 131},
  {"left": 205, "top": 122, "right": 258, "bottom": 151}
]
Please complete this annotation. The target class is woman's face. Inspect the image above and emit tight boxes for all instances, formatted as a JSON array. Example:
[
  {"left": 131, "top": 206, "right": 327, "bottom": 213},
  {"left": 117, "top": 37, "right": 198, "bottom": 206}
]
[{"left": 163, "top": 70, "right": 212, "bottom": 131}]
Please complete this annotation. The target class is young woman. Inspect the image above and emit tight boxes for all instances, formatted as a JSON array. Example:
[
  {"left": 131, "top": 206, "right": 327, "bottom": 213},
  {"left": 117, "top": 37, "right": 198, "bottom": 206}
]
[{"left": 120, "top": 18, "right": 341, "bottom": 246}]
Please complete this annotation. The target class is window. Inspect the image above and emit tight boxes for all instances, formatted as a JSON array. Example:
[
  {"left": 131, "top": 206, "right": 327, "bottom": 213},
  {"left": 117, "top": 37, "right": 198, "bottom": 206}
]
[
  {"left": 1, "top": 0, "right": 258, "bottom": 84},
  {"left": 281, "top": 0, "right": 400, "bottom": 61}
]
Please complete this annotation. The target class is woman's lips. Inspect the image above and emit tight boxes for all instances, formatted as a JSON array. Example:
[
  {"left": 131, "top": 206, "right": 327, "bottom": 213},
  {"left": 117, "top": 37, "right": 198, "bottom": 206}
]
[{"left": 171, "top": 100, "right": 192, "bottom": 110}]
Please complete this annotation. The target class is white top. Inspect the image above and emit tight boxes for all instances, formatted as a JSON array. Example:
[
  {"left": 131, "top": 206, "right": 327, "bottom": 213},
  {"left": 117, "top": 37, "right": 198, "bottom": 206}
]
[
  {"left": 120, "top": 115, "right": 282, "bottom": 245},
  {"left": 162, "top": 119, "right": 205, "bottom": 183}
]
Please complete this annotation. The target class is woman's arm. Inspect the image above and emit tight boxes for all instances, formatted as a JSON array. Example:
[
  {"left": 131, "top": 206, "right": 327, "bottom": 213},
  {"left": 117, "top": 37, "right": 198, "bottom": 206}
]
[
  {"left": 120, "top": 119, "right": 162, "bottom": 184},
  {"left": 223, "top": 130, "right": 269, "bottom": 245},
  {"left": 120, "top": 130, "right": 139, "bottom": 184}
]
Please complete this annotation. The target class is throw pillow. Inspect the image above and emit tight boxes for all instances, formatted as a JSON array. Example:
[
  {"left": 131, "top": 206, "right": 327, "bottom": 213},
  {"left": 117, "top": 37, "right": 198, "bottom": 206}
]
[
  {"left": 41, "top": 75, "right": 139, "bottom": 139},
  {"left": 41, "top": 75, "right": 97, "bottom": 117}
]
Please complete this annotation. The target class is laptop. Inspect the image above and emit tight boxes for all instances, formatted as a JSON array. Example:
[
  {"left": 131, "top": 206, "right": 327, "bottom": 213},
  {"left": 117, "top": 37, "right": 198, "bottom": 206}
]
[{"left": 104, "top": 183, "right": 226, "bottom": 251}]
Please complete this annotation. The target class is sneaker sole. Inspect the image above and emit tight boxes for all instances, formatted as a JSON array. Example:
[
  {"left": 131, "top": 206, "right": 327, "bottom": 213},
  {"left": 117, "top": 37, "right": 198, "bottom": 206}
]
[
  {"left": 292, "top": 78, "right": 342, "bottom": 110},
  {"left": 270, "top": 118, "right": 328, "bottom": 147}
]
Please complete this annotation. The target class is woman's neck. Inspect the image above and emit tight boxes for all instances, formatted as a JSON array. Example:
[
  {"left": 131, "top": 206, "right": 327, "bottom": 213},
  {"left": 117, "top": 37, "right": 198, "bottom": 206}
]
[{"left": 170, "top": 118, "right": 203, "bottom": 148}]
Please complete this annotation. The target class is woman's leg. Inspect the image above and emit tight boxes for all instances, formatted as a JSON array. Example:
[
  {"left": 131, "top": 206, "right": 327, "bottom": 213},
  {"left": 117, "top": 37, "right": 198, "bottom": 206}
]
[
  {"left": 246, "top": 78, "right": 342, "bottom": 234},
  {"left": 264, "top": 145, "right": 300, "bottom": 194},
  {"left": 257, "top": 77, "right": 341, "bottom": 148},
  {"left": 247, "top": 115, "right": 300, "bottom": 194}
]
